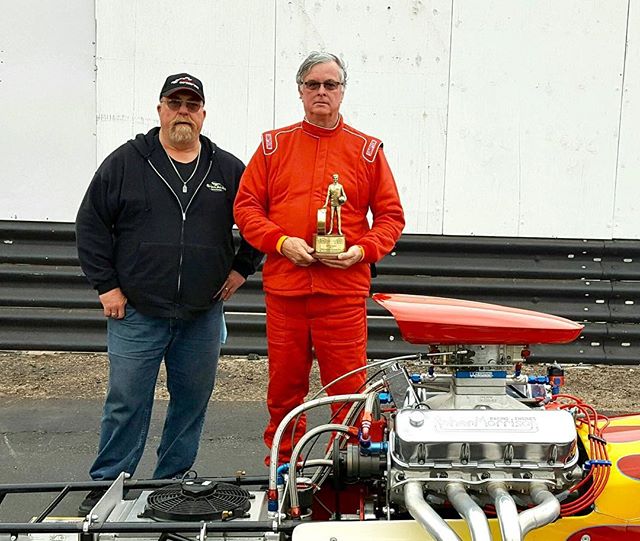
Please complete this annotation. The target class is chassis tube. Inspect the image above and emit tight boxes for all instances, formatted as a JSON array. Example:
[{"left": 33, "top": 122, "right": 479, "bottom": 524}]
[
  {"left": 445, "top": 483, "right": 491, "bottom": 541},
  {"left": 0, "top": 520, "right": 296, "bottom": 535},
  {"left": 404, "top": 482, "right": 462, "bottom": 541}
]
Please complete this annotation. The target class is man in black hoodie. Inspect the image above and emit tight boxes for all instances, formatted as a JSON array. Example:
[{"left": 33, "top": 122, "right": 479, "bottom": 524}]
[{"left": 75, "top": 73, "right": 261, "bottom": 514}]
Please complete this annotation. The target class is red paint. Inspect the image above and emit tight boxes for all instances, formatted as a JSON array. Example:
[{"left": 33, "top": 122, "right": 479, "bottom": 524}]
[
  {"left": 618, "top": 454, "right": 640, "bottom": 481},
  {"left": 372, "top": 294, "right": 583, "bottom": 345},
  {"left": 603, "top": 425, "right": 640, "bottom": 443},
  {"left": 566, "top": 526, "right": 640, "bottom": 540}
]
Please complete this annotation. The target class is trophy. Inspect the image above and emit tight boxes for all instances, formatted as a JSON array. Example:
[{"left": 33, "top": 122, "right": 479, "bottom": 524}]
[{"left": 313, "top": 173, "right": 347, "bottom": 258}]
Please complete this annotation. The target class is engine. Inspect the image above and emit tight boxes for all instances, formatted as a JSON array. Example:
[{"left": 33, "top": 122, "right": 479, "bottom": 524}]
[{"left": 318, "top": 350, "right": 583, "bottom": 540}]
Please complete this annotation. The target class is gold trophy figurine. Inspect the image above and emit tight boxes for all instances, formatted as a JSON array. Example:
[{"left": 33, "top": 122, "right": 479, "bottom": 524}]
[{"left": 313, "top": 173, "right": 347, "bottom": 258}]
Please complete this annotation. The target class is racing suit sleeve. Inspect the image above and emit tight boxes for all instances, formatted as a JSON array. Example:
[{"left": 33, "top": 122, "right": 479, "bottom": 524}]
[
  {"left": 233, "top": 145, "right": 288, "bottom": 254},
  {"left": 356, "top": 147, "right": 405, "bottom": 263}
]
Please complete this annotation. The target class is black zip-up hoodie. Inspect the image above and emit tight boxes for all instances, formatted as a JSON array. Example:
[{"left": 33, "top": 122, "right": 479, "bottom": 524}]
[{"left": 76, "top": 127, "right": 262, "bottom": 320}]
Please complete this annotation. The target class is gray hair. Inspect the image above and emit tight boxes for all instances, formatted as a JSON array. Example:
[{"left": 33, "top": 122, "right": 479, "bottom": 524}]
[{"left": 296, "top": 52, "right": 347, "bottom": 86}]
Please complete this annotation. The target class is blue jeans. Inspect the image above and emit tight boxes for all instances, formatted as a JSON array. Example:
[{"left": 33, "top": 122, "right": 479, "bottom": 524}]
[{"left": 89, "top": 303, "right": 224, "bottom": 480}]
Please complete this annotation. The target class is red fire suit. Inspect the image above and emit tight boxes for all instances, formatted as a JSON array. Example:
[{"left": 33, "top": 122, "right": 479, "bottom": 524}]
[{"left": 234, "top": 116, "right": 404, "bottom": 463}]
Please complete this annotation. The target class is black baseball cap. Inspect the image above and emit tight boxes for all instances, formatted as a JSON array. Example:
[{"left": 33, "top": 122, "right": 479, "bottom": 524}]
[{"left": 159, "top": 73, "right": 205, "bottom": 103}]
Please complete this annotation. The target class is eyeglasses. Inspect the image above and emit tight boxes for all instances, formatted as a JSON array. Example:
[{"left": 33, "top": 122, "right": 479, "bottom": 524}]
[
  {"left": 302, "top": 80, "right": 344, "bottom": 91},
  {"left": 163, "top": 98, "right": 203, "bottom": 113}
]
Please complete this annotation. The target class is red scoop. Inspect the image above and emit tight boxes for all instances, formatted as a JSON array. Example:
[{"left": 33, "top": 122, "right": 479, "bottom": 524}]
[{"left": 372, "top": 293, "right": 583, "bottom": 345}]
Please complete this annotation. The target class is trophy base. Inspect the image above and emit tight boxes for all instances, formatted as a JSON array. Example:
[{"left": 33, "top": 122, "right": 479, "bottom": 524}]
[{"left": 313, "top": 234, "right": 346, "bottom": 259}]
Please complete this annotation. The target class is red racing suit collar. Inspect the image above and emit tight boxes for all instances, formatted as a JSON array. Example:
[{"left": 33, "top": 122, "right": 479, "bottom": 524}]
[{"left": 301, "top": 115, "right": 344, "bottom": 137}]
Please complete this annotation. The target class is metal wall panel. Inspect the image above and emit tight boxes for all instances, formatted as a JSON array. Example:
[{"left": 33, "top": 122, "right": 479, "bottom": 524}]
[
  {"left": 0, "top": 0, "right": 96, "bottom": 222},
  {"left": 90, "top": 0, "right": 640, "bottom": 240},
  {"left": 2, "top": 1, "right": 639, "bottom": 238},
  {"left": 95, "top": 0, "right": 276, "bottom": 165},
  {"left": 443, "top": 0, "right": 629, "bottom": 239},
  {"left": 614, "top": 1, "right": 640, "bottom": 238},
  {"left": 1, "top": 221, "right": 639, "bottom": 364}
]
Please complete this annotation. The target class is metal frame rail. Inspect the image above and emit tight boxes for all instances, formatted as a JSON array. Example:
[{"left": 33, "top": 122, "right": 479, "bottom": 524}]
[
  {"left": 1, "top": 220, "right": 638, "bottom": 363},
  {"left": 0, "top": 476, "right": 296, "bottom": 537}
]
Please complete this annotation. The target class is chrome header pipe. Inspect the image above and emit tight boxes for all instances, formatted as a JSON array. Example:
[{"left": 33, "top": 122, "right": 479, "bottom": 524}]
[
  {"left": 518, "top": 483, "right": 561, "bottom": 538},
  {"left": 445, "top": 483, "right": 491, "bottom": 541},
  {"left": 488, "top": 482, "right": 522, "bottom": 541},
  {"left": 404, "top": 481, "right": 462, "bottom": 541}
]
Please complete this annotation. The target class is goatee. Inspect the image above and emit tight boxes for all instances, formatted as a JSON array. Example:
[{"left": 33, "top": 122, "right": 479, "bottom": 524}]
[{"left": 168, "top": 122, "right": 197, "bottom": 145}]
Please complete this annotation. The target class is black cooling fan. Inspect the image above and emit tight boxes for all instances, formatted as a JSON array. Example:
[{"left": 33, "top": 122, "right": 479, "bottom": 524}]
[{"left": 144, "top": 479, "right": 252, "bottom": 521}]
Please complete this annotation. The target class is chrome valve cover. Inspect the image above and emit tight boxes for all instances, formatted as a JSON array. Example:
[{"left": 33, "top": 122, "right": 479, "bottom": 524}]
[{"left": 390, "top": 408, "right": 578, "bottom": 471}]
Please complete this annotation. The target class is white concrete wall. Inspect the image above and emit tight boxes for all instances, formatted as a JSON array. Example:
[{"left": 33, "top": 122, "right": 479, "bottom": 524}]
[{"left": 1, "top": 0, "right": 638, "bottom": 240}]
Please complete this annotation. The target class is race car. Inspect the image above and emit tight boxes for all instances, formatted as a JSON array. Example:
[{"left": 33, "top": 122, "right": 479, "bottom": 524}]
[{"left": 1, "top": 294, "right": 638, "bottom": 540}]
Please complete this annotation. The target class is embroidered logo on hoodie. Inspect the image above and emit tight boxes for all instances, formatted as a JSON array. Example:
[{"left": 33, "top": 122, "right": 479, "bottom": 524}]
[{"left": 206, "top": 181, "right": 226, "bottom": 192}]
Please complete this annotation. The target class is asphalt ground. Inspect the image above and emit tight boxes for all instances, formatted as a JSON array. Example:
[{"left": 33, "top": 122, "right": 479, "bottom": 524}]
[{"left": 0, "top": 399, "right": 325, "bottom": 522}]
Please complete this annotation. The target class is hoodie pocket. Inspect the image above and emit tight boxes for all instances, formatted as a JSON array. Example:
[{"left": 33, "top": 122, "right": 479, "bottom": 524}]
[
  {"left": 179, "top": 243, "right": 232, "bottom": 307},
  {"left": 130, "top": 241, "right": 180, "bottom": 294}
]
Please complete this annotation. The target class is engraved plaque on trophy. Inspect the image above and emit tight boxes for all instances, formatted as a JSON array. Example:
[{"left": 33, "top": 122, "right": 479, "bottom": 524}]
[{"left": 313, "top": 173, "right": 347, "bottom": 259}]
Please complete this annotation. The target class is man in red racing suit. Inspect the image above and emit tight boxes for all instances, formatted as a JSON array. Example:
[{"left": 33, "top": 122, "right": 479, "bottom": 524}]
[{"left": 234, "top": 52, "right": 404, "bottom": 464}]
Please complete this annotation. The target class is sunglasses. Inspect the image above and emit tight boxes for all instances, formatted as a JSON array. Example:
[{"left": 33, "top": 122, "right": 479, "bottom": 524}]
[
  {"left": 163, "top": 98, "right": 203, "bottom": 113},
  {"left": 302, "top": 80, "right": 344, "bottom": 91}
]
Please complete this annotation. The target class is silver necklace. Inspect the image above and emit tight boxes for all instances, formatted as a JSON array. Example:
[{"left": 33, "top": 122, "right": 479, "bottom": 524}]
[{"left": 164, "top": 145, "right": 201, "bottom": 193}]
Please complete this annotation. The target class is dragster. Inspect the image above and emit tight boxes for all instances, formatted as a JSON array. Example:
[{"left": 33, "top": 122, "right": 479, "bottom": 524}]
[{"left": 1, "top": 293, "right": 639, "bottom": 540}]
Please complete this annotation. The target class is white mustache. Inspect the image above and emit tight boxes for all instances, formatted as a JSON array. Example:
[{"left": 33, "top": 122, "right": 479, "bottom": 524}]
[{"left": 171, "top": 117, "right": 196, "bottom": 130}]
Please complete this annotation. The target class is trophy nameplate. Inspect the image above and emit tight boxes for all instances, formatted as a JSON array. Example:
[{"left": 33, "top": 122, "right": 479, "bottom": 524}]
[{"left": 313, "top": 174, "right": 347, "bottom": 259}]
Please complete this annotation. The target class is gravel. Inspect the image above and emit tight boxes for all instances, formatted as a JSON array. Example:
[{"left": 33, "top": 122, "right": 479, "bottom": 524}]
[{"left": 0, "top": 351, "right": 638, "bottom": 412}]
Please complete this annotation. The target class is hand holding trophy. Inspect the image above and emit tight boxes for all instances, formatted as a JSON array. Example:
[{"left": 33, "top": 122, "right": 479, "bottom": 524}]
[{"left": 313, "top": 173, "right": 347, "bottom": 258}]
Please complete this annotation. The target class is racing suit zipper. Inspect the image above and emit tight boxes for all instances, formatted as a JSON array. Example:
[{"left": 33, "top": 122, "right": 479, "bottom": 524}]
[{"left": 147, "top": 158, "right": 214, "bottom": 309}]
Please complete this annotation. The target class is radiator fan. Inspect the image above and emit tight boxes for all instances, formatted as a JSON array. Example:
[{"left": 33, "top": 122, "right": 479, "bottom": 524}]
[{"left": 143, "top": 478, "right": 252, "bottom": 521}]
